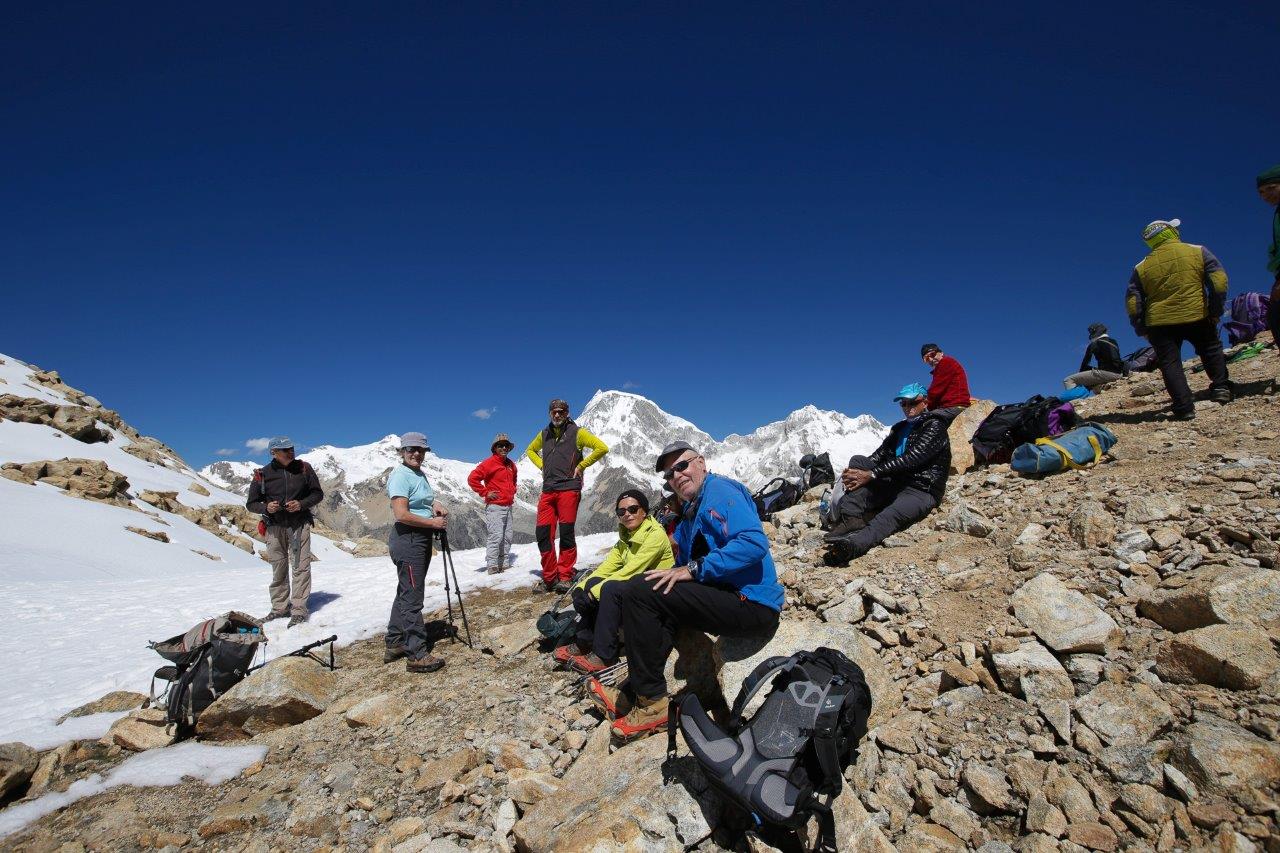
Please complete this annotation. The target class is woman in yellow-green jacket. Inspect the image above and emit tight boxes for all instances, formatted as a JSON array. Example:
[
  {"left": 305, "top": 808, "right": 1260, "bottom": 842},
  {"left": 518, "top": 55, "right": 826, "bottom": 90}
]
[{"left": 553, "top": 489, "right": 674, "bottom": 673}]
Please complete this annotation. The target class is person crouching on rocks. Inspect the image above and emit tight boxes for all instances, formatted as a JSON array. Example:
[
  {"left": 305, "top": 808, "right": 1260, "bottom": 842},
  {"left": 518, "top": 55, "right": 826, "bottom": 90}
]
[
  {"left": 587, "top": 442, "right": 784, "bottom": 742},
  {"left": 385, "top": 432, "right": 449, "bottom": 674},
  {"left": 553, "top": 488, "right": 674, "bottom": 674}
]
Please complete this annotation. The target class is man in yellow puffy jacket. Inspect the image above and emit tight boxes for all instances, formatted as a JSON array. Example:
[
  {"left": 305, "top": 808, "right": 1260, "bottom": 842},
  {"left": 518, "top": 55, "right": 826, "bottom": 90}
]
[
  {"left": 1126, "top": 218, "right": 1232, "bottom": 420},
  {"left": 551, "top": 489, "right": 673, "bottom": 673}
]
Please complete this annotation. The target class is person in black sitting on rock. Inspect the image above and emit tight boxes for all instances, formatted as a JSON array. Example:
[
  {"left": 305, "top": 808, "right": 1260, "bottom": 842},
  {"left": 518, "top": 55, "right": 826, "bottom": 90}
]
[
  {"left": 1063, "top": 323, "right": 1128, "bottom": 391},
  {"left": 823, "top": 383, "right": 951, "bottom": 565}
]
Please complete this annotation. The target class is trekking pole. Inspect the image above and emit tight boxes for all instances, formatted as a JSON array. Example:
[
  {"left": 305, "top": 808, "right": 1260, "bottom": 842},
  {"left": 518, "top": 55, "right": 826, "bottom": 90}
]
[{"left": 438, "top": 530, "right": 474, "bottom": 648}]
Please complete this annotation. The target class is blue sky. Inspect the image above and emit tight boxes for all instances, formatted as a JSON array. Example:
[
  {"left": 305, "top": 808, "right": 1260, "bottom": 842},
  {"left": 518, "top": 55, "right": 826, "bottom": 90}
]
[{"left": 4, "top": 2, "right": 1277, "bottom": 466}]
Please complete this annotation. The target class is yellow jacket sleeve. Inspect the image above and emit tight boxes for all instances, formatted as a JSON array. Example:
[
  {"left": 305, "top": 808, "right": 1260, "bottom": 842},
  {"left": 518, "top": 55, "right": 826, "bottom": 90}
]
[
  {"left": 525, "top": 432, "right": 544, "bottom": 470},
  {"left": 578, "top": 541, "right": 628, "bottom": 596},
  {"left": 575, "top": 428, "right": 609, "bottom": 469},
  {"left": 632, "top": 522, "right": 676, "bottom": 573}
]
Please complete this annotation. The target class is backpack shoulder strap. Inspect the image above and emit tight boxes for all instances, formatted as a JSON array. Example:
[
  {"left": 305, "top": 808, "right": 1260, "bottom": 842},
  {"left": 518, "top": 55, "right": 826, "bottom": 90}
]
[
  {"left": 728, "top": 655, "right": 802, "bottom": 728},
  {"left": 810, "top": 680, "right": 853, "bottom": 795}
]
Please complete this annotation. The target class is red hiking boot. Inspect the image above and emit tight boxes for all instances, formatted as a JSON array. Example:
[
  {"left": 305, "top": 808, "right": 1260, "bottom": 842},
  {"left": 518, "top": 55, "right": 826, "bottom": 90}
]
[
  {"left": 568, "top": 652, "right": 609, "bottom": 675},
  {"left": 586, "top": 677, "right": 632, "bottom": 721},
  {"left": 552, "top": 643, "right": 584, "bottom": 665},
  {"left": 610, "top": 694, "right": 669, "bottom": 741}
]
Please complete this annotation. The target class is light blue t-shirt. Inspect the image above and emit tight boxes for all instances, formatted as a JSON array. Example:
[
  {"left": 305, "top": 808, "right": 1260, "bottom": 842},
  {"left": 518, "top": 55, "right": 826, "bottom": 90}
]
[{"left": 387, "top": 464, "right": 435, "bottom": 518}]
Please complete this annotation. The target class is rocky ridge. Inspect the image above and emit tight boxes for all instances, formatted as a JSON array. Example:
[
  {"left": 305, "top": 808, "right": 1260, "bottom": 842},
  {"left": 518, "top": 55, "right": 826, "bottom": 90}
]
[{"left": 3, "top": 342, "right": 1280, "bottom": 852}]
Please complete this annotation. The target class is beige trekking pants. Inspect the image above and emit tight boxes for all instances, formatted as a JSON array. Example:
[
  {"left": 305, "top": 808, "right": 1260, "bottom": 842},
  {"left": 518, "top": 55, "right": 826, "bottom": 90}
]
[{"left": 266, "top": 523, "right": 312, "bottom": 616}]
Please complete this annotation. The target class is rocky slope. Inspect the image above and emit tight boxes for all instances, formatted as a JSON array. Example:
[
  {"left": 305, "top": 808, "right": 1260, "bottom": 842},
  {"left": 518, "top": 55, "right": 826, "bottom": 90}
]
[
  {"left": 204, "top": 391, "right": 886, "bottom": 550},
  {"left": 5, "top": 341, "right": 1279, "bottom": 852}
]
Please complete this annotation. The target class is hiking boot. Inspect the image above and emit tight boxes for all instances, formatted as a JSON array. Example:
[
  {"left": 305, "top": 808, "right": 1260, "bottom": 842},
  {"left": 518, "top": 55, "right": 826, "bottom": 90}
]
[
  {"left": 287, "top": 614, "right": 308, "bottom": 628},
  {"left": 586, "top": 677, "right": 632, "bottom": 720},
  {"left": 552, "top": 643, "right": 585, "bottom": 665},
  {"left": 610, "top": 694, "right": 669, "bottom": 741},
  {"left": 823, "top": 515, "right": 868, "bottom": 539},
  {"left": 383, "top": 645, "right": 408, "bottom": 663},
  {"left": 406, "top": 654, "right": 445, "bottom": 673},
  {"left": 822, "top": 535, "right": 861, "bottom": 566},
  {"left": 569, "top": 652, "right": 610, "bottom": 675},
  {"left": 1209, "top": 387, "right": 1233, "bottom": 404},
  {"left": 487, "top": 565, "right": 503, "bottom": 575},
  {"left": 262, "top": 610, "right": 289, "bottom": 622},
  {"left": 1171, "top": 411, "right": 1196, "bottom": 422},
  {"left": 536, "top": 581, "right": 557, "bottom": 594},
  {"left": 553, "top": 581, "right": 571, "bottom": 595}
]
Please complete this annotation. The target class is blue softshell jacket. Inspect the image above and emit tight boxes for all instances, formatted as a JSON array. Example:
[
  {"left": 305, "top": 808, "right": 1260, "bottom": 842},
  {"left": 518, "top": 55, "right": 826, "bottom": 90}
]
[{"left": 674, "top": 473, "right": 785, "bottom": 612}]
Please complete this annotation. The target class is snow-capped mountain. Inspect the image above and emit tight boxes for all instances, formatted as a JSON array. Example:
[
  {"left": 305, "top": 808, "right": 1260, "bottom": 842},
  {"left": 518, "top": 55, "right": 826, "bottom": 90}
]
[{"left": 204, "top": 390, "right": 887, "bottom": 543}]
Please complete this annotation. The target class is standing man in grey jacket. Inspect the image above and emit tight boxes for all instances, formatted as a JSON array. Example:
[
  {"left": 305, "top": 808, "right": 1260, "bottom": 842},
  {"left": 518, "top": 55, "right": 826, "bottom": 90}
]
[{"left": 246, "top": 437, "right": 324, "bottom": 627}]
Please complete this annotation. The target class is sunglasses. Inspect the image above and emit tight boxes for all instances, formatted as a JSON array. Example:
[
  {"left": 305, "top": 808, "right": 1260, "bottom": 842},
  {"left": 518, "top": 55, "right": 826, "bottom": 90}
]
[
  {"left": 662, "top": 457, "right": 696, "bottom": 481},
  {"left": 550, "top": 409, "right": 568, "bottom": 415},
  {"left": 403, "top": 446, "right": 427, "bottom": 454},
  {"left": 615, "top": 504, "right": 644, "bottom": 517},
  {"left": 898, "top": 399, "right": 921, "bottom": 408}
]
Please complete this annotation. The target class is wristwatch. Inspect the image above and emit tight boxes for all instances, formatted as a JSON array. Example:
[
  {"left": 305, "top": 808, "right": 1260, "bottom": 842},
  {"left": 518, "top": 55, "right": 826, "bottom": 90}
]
[{"left": 688, "top": 558, "right": 701, "bottom": 580}]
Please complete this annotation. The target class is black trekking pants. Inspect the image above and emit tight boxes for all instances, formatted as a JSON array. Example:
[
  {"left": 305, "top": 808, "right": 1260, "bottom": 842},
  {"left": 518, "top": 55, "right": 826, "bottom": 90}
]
[
  {"left": 834, "top": 455, "right": 938, "bottom": 557},
  {"left": 1148, "top": 319, "right": 1230, "bottom": 417},
  {"left": 571, "top": 576, "right": 624, "bottom": 663},
  {"left": 613, "top": 576, "right": 779, "bottom": 699},
  {"left": 387, "top": 524, "right": 434, "bottom": 661}
]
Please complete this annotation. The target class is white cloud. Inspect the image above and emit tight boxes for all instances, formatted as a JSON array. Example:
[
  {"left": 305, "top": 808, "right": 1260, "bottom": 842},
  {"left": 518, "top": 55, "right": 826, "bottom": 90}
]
[
  {"left": 215, "top": 448, "right": 238, "bottom": 457},
  {"left": 244, "top": 437, "right": 271, "bottom": 453},
  {"left": 472, "top": 407, "right": 496, "bottom": 420},
  {"left": 622, "top": 380, "right": 641, "bottom": 390}
]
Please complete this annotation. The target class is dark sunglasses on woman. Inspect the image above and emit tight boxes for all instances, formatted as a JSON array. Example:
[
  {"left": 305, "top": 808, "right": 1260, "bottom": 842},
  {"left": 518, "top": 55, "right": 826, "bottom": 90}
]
[{"left": 615, "top": 505, "right": 644, "bottom": 517}]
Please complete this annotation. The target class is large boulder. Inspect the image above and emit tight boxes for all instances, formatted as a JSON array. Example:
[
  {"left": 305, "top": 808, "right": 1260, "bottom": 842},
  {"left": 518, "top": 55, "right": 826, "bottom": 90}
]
[
  {"left": 1137, "top": 566, "right": 1280, "bottom": 632},
  {"left": 513, "top": 724, "right": 721, "bottom": 852},
  {"left": 197, "top": 656, "right": 337, "bottom": 740},
  {"left": 57, "top": 690, "right": 147, "bottom": 722},
  {"left": 1073, "top": 682, "right": 1173, "bottom": 747},
  {"left": 1169, "top": 716, "right": 1280, "bottom": 797},
  {"left": 1154, "top": 623, "right": 1280, "bottom": 690},
  {"left": 947, "top": 400, "right": 996, "bottom": 474},
  {"left": 106, "top": 708, "right": 175, "bottom": 752},
  {"left": 989, "top": 640, "right": 1074, "bottom": 705},
  {"left": 716, "top": 620, "right": 902, "bottom": 730},
  {"left": 0, "top": 742, "right": 39, "bottom": 799},
  {"left": 1011, "top": 573, "right": 1121, "bottom": 653}
]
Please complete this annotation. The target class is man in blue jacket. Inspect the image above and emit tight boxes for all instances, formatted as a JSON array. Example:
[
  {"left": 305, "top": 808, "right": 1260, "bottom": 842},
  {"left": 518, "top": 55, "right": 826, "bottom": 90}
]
[{"left": 589, "top": 441, "right": 784, "bottom": 741}]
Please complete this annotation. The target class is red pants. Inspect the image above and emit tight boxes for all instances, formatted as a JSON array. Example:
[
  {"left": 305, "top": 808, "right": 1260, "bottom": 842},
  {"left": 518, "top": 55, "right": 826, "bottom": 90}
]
[{"left": 536, "top": 490, "right": 580, "bottom": 583}]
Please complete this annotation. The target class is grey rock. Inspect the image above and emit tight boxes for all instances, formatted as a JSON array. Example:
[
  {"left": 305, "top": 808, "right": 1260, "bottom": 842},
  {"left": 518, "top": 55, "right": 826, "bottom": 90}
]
[
  {"left": 1124, "top": 494, "right": 1182, "bottom": 524},
  {"left": 197, "top": 656, "right": 337, "bottom": 740},
  {"left": 0, "top": 742, "right": 39, "bottom": 799},
  {"left": 1074, "top": 682, "right": 1174, "bottom": 746},
  {"left": 1169, "top": 716, "right": 1280, "bottom": 797},
  {"left": 1011, "top": 573, "right": 1121, "bottom": 653},
  {"left": 1154, "top": 623, "right": 1280, "bottom": 690}
]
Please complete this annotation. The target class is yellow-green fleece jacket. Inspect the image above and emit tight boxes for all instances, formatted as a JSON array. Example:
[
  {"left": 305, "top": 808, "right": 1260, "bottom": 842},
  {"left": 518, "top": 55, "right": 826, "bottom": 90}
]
[{"left": 575, "top": 515, "right": 674, "bottom": 600}]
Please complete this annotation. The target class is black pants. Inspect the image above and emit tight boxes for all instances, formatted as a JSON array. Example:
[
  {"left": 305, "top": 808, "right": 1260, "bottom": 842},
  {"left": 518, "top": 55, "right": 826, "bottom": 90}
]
[
  {"left": 571, "top": 576, "right": 623, "bottom": 663},
  {"left": 387, "top": 524, "right": 434, "bottom": 660},
  {"left": 832, "top": 455, "right": 938, "bottom": 557},
  {"left": 613, "top": 576, "right": 779, "bottom": 698},
  {"left": 1148, "top": 319, "right": 1230, "bottom": 416}
]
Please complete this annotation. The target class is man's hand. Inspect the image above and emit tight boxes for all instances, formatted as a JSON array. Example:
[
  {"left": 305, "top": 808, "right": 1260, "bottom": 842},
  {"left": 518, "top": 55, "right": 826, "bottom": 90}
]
[
  {"left": 486, "top": 490, "right": 499, "bottom": 501},
  {"left": 843, "top": 469, "right": 874, "bottom": 491},
  {"left": 645, "top": 565, "right": 693, "bottom": 595},
  {"left": 433, "top": 501, "right": 448, "bottom": 518},
  {"left": 284, "top": 500, "right": 301, "bottom": 513},
  {"left": 432, "top": 515, "right": 448, "bottom": 530},
  {"left": 573, "top": 464, "right": 584, "bottom": 479},
  {"left": 266, "top": 500, "right": 281, "bottom": 513}
]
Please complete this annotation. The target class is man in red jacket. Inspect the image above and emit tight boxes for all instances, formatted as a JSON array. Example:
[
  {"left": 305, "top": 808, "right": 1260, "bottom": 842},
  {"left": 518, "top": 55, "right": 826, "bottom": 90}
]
[
  {"left": 921, "top": 343, "right": 971, "bottom": 422},
  {"left": 467, "top": 433, "right": 518, "bottom": 575}
]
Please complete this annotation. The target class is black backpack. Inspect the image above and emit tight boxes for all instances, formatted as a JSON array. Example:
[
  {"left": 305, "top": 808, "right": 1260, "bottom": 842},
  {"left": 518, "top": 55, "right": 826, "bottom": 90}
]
[
  {"left": 971, "top": 395, "right": 1077, "bottom": 466},
  {"left": 1123, "top": 345, "right": 1158, "bottom": 373},
  {"left": 147, "top": 612, "right": 265, "bottom": 738},
  {"left": 670, "top": 647, "right": 872, "bottom": 852},
  {"left": 799, "top": 453, "right": 835, "bottom": 490},
  {"left": 752, "top": 478, "right": 804, "bottom": 520}
]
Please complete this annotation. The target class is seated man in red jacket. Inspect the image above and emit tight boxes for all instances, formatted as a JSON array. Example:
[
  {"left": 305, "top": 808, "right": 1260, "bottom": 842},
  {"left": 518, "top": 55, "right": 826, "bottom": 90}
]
[
  {"left": 467, "top": 433, "right": 518, "bottom": 574},
  {"left": 921, "top": 343, "right": 971, "bottom": 422}
]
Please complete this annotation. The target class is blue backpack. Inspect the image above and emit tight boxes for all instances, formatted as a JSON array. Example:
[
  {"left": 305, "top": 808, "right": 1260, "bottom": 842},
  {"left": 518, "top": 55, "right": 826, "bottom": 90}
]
[{"left": 1011, "top": 423, "right": 1117, "bottom": 475}]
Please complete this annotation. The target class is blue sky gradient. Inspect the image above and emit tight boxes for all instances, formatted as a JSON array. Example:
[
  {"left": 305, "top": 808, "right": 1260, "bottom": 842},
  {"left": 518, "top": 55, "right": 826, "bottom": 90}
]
[{"left": 4, "top": 2, "right": 1277, "bottom": 465}]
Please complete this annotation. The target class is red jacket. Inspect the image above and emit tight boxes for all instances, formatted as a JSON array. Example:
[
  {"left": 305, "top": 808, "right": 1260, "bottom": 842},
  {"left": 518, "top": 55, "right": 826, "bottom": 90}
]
[
  {"left": 467, "top": 454, "right": 518, "bottom": 506},
  {"left": 928, "top": 354, "right": 971, "bottom": 410}
]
